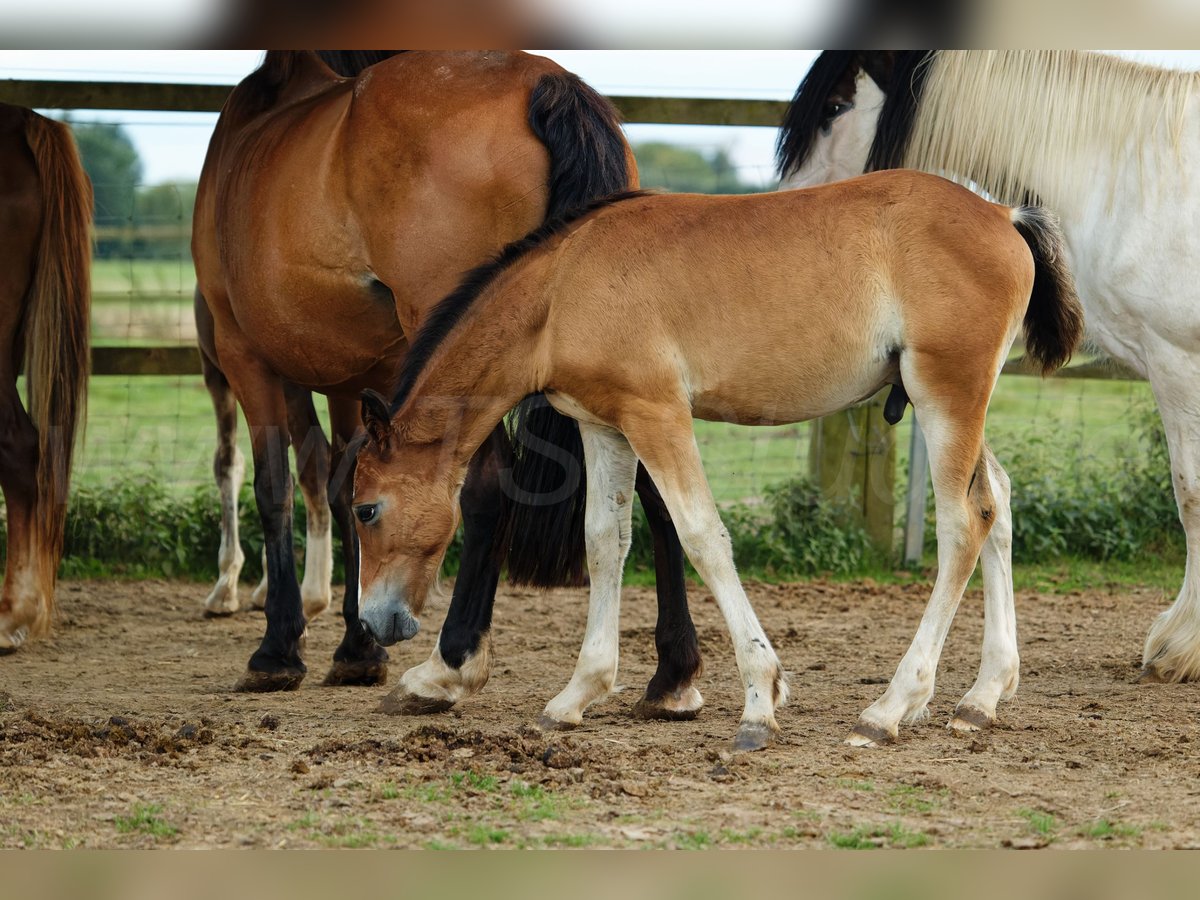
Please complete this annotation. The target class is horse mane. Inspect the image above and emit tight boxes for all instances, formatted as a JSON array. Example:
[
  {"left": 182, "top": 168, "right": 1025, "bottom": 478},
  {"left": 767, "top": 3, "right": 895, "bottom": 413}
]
[
  {"left": 864, "top": 51, "right": 934, "bottom": 171},
  {"left": 316, "top": 51, "right": 406, "bottom": 77},
  {"left": 775, "top": 51, "right": 859, "bottom": 178},
  {"left": 389, "top": 190, "right": 649, "bottom": 414},
  {"left": 903, "top": 51, "right": 1200, "bottom": 209}
]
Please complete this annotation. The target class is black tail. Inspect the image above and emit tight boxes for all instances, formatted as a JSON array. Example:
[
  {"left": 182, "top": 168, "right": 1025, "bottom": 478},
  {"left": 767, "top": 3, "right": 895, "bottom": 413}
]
[
  {"left": 498, "top": 72, "right": 632, "bottom": 588},
  {"left": 1010, "top": 206, "right": 1085, "bottom": 375}
]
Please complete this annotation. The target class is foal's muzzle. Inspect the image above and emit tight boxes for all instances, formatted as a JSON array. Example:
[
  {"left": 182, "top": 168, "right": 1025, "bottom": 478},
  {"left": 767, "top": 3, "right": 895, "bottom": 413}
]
[{"left": 359, "top": 600, "right": 420, "bottom": 646}]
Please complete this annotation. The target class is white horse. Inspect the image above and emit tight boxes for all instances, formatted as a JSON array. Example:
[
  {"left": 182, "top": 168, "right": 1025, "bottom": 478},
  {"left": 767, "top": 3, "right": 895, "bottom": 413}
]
[{"left": 778, "top": 50, "right": 1200, "bottom": 683}]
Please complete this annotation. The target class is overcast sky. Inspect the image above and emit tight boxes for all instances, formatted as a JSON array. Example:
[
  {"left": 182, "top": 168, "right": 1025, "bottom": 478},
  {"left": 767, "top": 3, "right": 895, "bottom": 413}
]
[{"left": 2, "top": 50, "right": 1199, "bottom": 186}]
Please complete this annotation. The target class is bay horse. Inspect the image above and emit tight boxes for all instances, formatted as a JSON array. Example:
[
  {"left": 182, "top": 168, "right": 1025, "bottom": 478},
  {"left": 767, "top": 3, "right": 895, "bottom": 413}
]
[
  {"left": 351, "top": 171, "right": 1084, "bottom": 750},
  {"left": 192, "top": 50, "right": 704, "bottom": 718},
  {"left": 0, "top": 103, "right": 92, "bottom": 652},
  {"left": 777, "top": 50, "right": 1200, "bottom": 684}
]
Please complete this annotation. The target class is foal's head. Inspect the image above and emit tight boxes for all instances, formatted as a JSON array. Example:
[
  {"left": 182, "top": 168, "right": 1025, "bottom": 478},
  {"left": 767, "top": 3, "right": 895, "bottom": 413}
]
[{"left": 352, "top": 391, "right": 463, "bottom": 647}]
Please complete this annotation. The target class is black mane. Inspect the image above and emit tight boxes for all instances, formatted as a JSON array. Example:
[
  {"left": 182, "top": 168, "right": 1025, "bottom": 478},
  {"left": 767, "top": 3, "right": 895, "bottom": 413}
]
[
  {"left": 775, "top": 50, "right": 935, "bottom": 179},
  {"left": 775, "top": 51, "right": 859, "bottom": 179},
  {"left": 864, "top": 51, "right": 935, "bottom": 171},
  {"left": 388, "top": 190, "right": 649, "bottom": 414},
  {"left": 316, "top": 51, "right": 406, "bottom": 77}
]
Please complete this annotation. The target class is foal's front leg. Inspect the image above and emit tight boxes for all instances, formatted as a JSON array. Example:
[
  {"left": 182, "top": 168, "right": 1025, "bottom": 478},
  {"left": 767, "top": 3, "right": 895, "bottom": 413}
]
[{"left": 540, "top": 424, "right": 639, "bottom": 728}]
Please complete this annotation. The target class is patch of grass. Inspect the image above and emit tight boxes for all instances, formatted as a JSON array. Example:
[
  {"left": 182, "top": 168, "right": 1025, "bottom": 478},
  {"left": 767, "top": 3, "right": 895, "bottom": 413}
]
[
  {"left": 718, "top": 827, "right": 763, "bottom": 845},
  {"left": 1080, "top": 819, "right": 1142, "bottom": 841},
  {"left": 425, "top": 839, "right": 456, "bottom": 850},
  {"left": 404, "top": 782, "right": 451, "bottom": 805},
  {"left": 466, "top": 825, "right": 511, "bottom": 846},
  {"left": 450, "top": 771, "right": 500, "bottom": 793},
  {"left": 114, "top": 804, "right": 178, "bottom": 840},
  {"left": 509, "top": 781, "right": 565, "bottom": 823},
  {"left": 1017, "top": 808, "right": 1059, "bottom": 839},
  {"left": 674, "top": 831, "right": 713, "bottom": 850},
  {"left": 886, "top": 784, "right": 942, "bottom": 815},
  {"left": 828, "top": 823, "right": 930, "bottom": 850},
  {"left": 379, "top": 783, "right": 400, "bottom": 801},
  {"left": 542, "top": 833, "right": 604, "bottom": 848},
  {"left": 835, "top": 778, "right": 875, "bottom": 792}
]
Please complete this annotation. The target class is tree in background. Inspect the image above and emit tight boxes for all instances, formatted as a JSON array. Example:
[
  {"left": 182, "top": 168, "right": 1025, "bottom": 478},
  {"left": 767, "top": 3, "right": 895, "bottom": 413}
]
[
  {"left": 70, "top": 121, "right": 143, "bottom": 244},
  {"left": 633, "top": 142, "right": 770, "bottom": 194}
]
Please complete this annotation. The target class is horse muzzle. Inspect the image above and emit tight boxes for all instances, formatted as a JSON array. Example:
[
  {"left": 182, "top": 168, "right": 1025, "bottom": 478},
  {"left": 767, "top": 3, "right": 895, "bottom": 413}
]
[{"left": 359, "top": 598, "right": 420, "bottom": 646}]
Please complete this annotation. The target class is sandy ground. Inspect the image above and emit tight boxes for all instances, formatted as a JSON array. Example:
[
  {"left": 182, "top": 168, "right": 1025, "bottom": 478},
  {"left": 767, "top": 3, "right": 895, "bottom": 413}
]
[{"left": 1, "top": 577, "right": 1199, "bottom": 849}]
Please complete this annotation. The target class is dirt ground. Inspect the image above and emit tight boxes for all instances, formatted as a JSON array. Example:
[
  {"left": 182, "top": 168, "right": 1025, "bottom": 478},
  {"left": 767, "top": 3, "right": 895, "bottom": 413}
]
[{"left": 2, "top": 576, "right": 1199, "bottom": 849}]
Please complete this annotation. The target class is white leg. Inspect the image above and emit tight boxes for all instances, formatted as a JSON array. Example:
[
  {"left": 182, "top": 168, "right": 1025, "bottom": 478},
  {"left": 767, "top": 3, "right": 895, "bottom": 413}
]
[
  {"left": 1141, "top": 355, "right": 1200, "bottom": 681},
  {"left": 540, "top": 425, "right": 639, "bottom": 728},
  {"left": 951, "top": 446, "right": 1020, "bottom": 730},
  {"left": 298, "top": 485, "right": 333, "bottom": 621},
  {"left": 622, "top": 414, "right": 786, "bottom": 751},
  {"left": 849, "top": 409, "right": 994, "bottom": 747},
  {"left": 203, "top": 444, "right": 246, "bottom": 616},
  {"left": 381, "top": 633, "right": 494, "bottom": 714}
]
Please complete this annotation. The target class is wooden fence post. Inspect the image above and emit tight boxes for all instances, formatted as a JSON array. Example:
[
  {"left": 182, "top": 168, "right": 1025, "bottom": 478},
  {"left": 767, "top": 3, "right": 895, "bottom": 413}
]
[{"left": 807, "top": 389, "right": 895, "bottom": 551}]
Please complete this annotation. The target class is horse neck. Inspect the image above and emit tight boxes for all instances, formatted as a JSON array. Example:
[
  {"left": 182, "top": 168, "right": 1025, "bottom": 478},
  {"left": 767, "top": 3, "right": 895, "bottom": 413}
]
[{"left": 397, "top": 272, "right": 548, "bottom": 463}]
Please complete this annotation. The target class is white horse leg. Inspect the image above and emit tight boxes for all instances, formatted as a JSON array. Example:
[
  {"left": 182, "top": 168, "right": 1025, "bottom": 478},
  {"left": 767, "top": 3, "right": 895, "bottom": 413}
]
[
  {"left": 951, "top": 445, "right": 1020, "bottom": 730},
  {"left": 849, "top": 406, "right": 995, "bottom": 747},
  {"left": 298, "top": 478, "right": 333, "bottom": 621},
  {"left": 203, "top": 443, "right": 246, "bottom": 617},
  {"left": 1141, "top": 354, "right": 1200, "bottom": 681},
  {"left": 249, "top": 549, "right": 268, "bottom": 611},
  {"left": 541, "top": 424, "right": 639, "bottom": 727},
  {"left": 620, "top": 409, "right": 786, "bottom": 751}
]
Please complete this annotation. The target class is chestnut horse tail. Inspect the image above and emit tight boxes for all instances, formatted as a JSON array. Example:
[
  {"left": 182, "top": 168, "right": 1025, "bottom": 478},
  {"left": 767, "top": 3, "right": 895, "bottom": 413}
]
[
  {"left": 21, "top": 111, "right": 93, "bottom": 583},
  {"left": 500, "top": 73, "right": 633, "bottom": 588},
  {"left": 1009, "top": 206, "right": 1084, "bottom": 375}
]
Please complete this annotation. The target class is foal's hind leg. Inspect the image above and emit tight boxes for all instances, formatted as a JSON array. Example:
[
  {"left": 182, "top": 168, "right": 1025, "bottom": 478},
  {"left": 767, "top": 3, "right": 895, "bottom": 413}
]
[
  {"left": 848, "top": 400, "right": 996, "bottom": 747},
  {"left": 541, "top": 424, "right": 639, "bottom": 728},
  {"left": 950, "top": 445, "right": 1020, "bottom": 732},
  {"left": 631, "top": 465, "right": 705, "bottom": 721},
  {"left": 284, "top": 385, "right": 333, "bottom": 621},
  {"left": 0, "top": 379, "right": 45, "bottom": 650}
]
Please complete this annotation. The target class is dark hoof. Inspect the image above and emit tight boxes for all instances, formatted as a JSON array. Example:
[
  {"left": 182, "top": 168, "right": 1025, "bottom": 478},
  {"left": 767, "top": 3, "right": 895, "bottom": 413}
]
[
  {"left": 536, "top": 715, "right": 578, "bottom": 732},
  {"left": 949, "top": 704, "right": 993, "bottom": 732},
  {"left": 845, "top": 720, "right": 894, "bottom": 748},
  {"left": 732, "top": 722, "right": 775, "bottom": 753},
  {"left": 1137, "top": 664, "right": 1169, "bottom": 684},
  {"left": 234, "top": 668, "right": 305, "bottom": 693},
  {"left": 203, "top": 608, "right": 236, "bottom": 620},
  {"left": 323, "top": 659, "right": 388, "bottom": 687},
  {"left": 631, "top": 697, "right": 701, "bottom": 722},
  {"left": 378, "top": 688, "right": 454, "bottom": 716},
  {"left": 0, "top": 645, "right": 17, "bottom": 657}
]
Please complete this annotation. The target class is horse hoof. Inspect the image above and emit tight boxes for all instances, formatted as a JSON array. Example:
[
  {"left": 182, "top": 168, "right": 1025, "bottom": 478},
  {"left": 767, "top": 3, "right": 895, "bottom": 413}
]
[
  {"left": 0, "top": 625, "right": 30, "bottom": 653},
  {"left": 536, "top": 715, "right": 578, "bottom": 732},
  {"left": 949, "top": 705, "right": 993, "bottom": 733},
  {"left": 378, "top": 688, "right": 454, "bottom": 716},
  {"left": 845, "top": 720, "right": 894, "bottom": 748},
  {"left": 632, "top": 685, "right": 703, "bottom": 721},
  {"left": 1137, "top": 664, "right": 1170, "bottom": 684},
  {"left": 234, "top": 668, "right": 304, "bottom": 693},
  {"left": 732, "top": 722, "right": 774, "bottom": 753},
  {"left": 323, "top": 659, "right": 388, "bottom": 687},
  {"left": 203, "top": 607, "right": 237, "bottom": 620}
]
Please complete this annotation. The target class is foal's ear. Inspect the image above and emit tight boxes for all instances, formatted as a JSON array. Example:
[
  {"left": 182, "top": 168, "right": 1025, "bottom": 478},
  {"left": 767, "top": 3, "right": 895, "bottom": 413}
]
[{"left": 360, "top": 389, "right": 392, "bottom": 447}]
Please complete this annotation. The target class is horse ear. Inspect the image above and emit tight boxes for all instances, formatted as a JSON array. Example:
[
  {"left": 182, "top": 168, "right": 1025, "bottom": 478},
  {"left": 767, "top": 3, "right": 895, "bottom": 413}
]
[{"left": 360, "top": 389, "right": 392, "bottom": 447}]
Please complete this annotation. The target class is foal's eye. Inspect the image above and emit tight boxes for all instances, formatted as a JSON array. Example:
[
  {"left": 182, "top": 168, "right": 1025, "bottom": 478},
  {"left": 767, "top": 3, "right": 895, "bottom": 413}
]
[{"left": 355, "top": 504, "right": 380, "bottom": 525}]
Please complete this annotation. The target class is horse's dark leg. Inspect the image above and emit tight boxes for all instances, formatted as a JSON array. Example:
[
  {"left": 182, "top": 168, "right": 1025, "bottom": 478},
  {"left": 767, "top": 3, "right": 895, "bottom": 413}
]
[
  {"left": 378, "top": 425, "right": 509, "bottom": 714},
  {"left": 218, "top": 348, "right": 306, "bottom": 692},
  {"left": 284, "top": 384, "right": 333, "bottom": 622},
  {"left": 322, "top": 395, "right": 387, "bottom": 686},
  {"left": 631, "top": 464, "right": 705, "bottom": 720}
]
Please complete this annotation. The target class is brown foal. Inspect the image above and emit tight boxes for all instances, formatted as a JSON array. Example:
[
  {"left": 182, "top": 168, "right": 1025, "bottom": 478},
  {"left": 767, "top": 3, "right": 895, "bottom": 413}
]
[{"left": 352, "top": 171, "right": 1084, "bottom": 750}]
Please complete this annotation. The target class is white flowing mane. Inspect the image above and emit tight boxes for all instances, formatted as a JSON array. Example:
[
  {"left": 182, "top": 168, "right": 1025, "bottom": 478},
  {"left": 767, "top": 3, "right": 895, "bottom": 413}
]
[{"left": 905, "top": 51, "right": 1199, "bottom": 210}]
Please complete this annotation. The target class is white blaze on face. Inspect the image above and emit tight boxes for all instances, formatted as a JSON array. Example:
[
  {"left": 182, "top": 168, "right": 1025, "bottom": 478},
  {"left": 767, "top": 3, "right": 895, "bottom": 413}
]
[{"left": 781, "top": 72, "right": 887, "bottom": 191}]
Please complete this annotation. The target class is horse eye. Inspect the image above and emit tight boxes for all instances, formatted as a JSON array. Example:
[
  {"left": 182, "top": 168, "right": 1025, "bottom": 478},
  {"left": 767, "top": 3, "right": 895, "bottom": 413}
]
[{"left": 355, "top": 503, "right": 380, "bottom": 525}]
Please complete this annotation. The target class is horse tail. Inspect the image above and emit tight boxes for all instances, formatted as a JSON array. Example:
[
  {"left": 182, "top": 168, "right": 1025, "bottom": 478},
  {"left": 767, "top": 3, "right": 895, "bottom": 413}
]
[
  {"left": 21, "top": 111, "right": 93, "bottom": 587},
  {"left": 496, "top": 72, "right": 633, "bottom": 588},
  {"left": 1010, "top": 206, "right": 1084, "bottom": 375}
]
